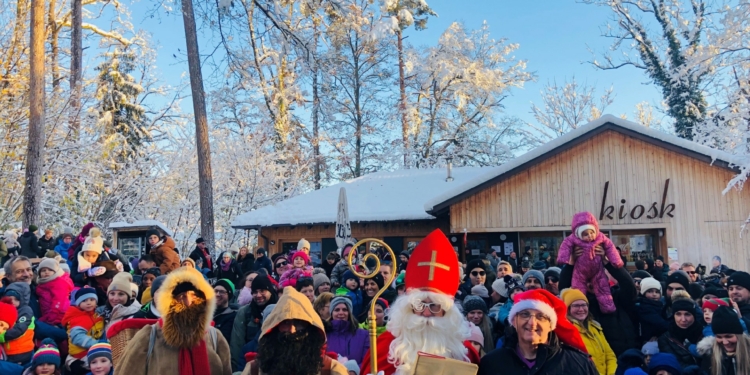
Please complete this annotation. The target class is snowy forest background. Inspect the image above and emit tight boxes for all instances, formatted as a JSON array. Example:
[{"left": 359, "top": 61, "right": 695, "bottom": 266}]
[{"left": 2, "top": 0, "right": 750, "bottom": 253}]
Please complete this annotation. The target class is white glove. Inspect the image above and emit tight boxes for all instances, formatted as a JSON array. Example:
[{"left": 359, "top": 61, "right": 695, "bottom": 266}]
[{"left": 87, "top": 267, "right": 106, "bottom": 277}]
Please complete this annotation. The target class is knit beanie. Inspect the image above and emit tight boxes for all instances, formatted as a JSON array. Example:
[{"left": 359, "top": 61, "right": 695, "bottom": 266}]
[
  {"left": 373, "top": 298, "right": 389, "bottom": 311},
  {"left": 74, "top": 287, "right": 98, "bottom": 306},
  {"left": 395, "top": 272, "right": 406, "bottom": 289},
  {"left": 81, "top": 227, "right": 104, "bottom": 254},
  {"left": 214, "top": 279, "right": 236, "bottom": 295},
  {"left": 313, "top": 273, "right": 331, "bottom": 291},
  {"left": 251, "top": 275, "right": 277, "bottom": 294},
  {"left": 341, "top": 270, "right": 358, "bottom": 285},
  {"left": 687, "top": 283, "right": 704, "bottom": 301},
  {"left": 701, "top": 285, "right": 728, "bottom": 299},
  {"left": 631, "top": 270, "right": 652, "bottom": 280},
  {"left": 0, "top": 302, "right": 18, "bottom": 329},
  {"left": 182, "top": 258, "right": 196, "bottom": 268},
  {"left": 108, "top": 272, "right": 134, "bottom": 296},
  {"left": 711, "top": 306, "right": 744, "bottom": 335},
  {"left": 297, "top": 239, "right": 311, "bottom": 251},
  {"left": 28, "top": 225, "right": 38, "bottom": 233},
  {"left": 151, "top": 275, "right": 167, "bottom": 295},
  {"left": 471, "top": 284, "right": 489, "bottom": 299},
  {"left": 522, "top": 270, "right": 545, "bottom": 289},
  {"left": 532, "top": 261, "right": 547, "bottom": 271},
  {"left": 666, "top": 271, "right": 690, "bottom": 291},
  {"left": 639, "top": 277, "right": 662, "bottom": 296},
  {"left": 560, "top": 288, "right": 588, "bottom": 307},
  {"left": 343, "top": 359, "right": 360, "bottom": 375},
  {"left": 465, "top": 259, "right": 486, "bottom": 277},
  {"left": 463, "top": 295, "right": 488, "bottom": 315},
  {"left": 330, "top": 296, "right": 353, "bottom": 315},
  {"left": 544, "top": 268, "right": 560, "bottom": 282},
  {"left": 368, "top": 273, "right": 385, "bottom": 289},
  {"left": 31, "top": 338, "right": 60, "bottom": 369},
  {"left": 670, "top": 290, "right": 697, "bottom": 315},
  {"left": 648, "top": 353, "right": 682, "bottom": 375},
  {"left": 641, "top": 341, "right": 659, "bottom": 355},
  {"left": 87, "top": 342, "right": 113, "bottom": 363},
  {"left": 38, "top": 257, "right": 61, "bottom": 274},
  {"left": 702, "top": 298, "right": 730, "bottom": 312},
  {"left": 468, "top": 323, "right": 484, "bottom": 347},
  {"left": 727, "top": 271, "right": 750, "bottom": 291},
  {"left": 146, "top": 229, "right": 161, "bottom": 239}
]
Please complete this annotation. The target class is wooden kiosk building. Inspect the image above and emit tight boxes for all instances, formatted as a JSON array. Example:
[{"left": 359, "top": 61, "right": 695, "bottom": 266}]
[{"left": 233, "top": 116, "right": 750, "bottom": 269}]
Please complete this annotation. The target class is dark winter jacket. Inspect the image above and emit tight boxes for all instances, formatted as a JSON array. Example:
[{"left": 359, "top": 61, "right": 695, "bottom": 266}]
[
  {"left": 215, "top": 260, "right": 242, "bottom": 286},
  {"left": 560, "top": 262, "right": 639, "bottom": 357},
  {"left": 212, "top": 306, "right": 237, "bottom": 344},
  {"left": 737, "top": 302, "right": 750, "bottom": 331},
  {"left": 70, "top": 252, "right": 111, "bottom": 287},
  {"left": 322, "top": 260, "right": 336, "bottom": 279},
  {"left": 637, "top": 296, "right": 669, "bottom": 342},
  {"left": 658, "top": 331, "right": 700, "bottom": 369},
  {"left": 130, "top": 302, "right": 160, "bottom": 320},
  {"left": 189, "top": 246, "right": 214, "bottom": 276},
  {"left": 478, "top": 332, "right": 598, "bottom": 375},
  {"left": 38, "top": 235, "right": 56, "bottom": 254},
  {"left": 237, "top": 254, "right": 255, "bottom": 274},
  {"left": 18, "top": 232, "right": 40, "bottom": 258},
  {"left": 230, "top": 301, "right": 266, "bottom": 371},
  {"left": 252, "top": 255, "right": 273, "bottom": 275},
  {"left": 325, "top": 320, "right": 370, "bottom": 364}
]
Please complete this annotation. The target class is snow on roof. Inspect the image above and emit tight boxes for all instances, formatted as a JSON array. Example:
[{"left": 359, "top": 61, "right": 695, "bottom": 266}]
[
  {"left": 424, "top": 114, "right": 743, "bottom": 213},
  {"left": 109, "top": 220, "right": 173, "bottom": 237},
  {"left": 231, "top": 167, "right": 490, "bottom": 228}
]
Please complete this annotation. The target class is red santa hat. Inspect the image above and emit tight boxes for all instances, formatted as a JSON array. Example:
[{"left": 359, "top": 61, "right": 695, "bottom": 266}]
[
  {"left": 405, "top": 229, "right": 460, "bottom": 296},
  {"left": 508, "top": 289, "right": 587, "bottom": 353}
]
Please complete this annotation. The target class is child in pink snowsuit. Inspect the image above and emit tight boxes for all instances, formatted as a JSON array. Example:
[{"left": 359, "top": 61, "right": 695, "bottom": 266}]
[{"left": 557, "top": 211, "right": 624, "bottom": 313}]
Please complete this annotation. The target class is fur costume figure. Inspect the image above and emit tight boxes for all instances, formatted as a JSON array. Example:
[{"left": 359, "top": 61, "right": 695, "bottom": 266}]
[
  {"left": 557, "top": 212, "right": 623, "bottom": 314},
  {"left": 118, "top": 267, "right": 231, "bottom": 375}
]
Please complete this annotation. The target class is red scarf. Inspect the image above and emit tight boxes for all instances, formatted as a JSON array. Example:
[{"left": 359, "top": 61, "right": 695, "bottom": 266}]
[
  {"left": 157, "top": 320, "right": 211, "bottom": 375},
  {"left": 201, "top": 248, "right": 212, "bottom": 269}
]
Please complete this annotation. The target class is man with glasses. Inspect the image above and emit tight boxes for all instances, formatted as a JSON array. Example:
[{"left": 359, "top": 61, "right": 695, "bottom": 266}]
[
  {"left": 544, "top": 268, "right": 560, "bottom": 296},
  {"left": 478, "top": 289, "right": 596, "bottom": 375},
  {"left": 212, "top": 278, "right": 238, "bottom": 343},
  {"left": 631, "top": 270, "right": 651, "bottom": 294},
  {"left": 680, "top": 262, "right": 699, "bottom": 283},
  {"left": 361, "top": 229, "right": 481, "bottom": 375}
]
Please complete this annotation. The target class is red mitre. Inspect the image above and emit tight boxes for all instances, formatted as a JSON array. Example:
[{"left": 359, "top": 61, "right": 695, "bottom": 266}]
[{"left": 405, "top": 229, "right": 460, "bottom": 296}]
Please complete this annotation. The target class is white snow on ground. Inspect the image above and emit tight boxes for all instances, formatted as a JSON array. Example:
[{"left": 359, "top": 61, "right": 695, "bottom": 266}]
[
  {"left": 231, "top": 166, "right": 489, "bottom": 227},
  {"left": 423, "top": 114, "right": 744, "bottom": 212},
  {"left": 109, "top": 219, "right": 174, "bottom": 236}
]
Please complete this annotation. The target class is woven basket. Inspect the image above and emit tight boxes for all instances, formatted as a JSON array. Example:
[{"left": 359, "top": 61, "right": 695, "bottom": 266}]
[{"left": 107, "top": 318, "right": 157, "bottom": 368}]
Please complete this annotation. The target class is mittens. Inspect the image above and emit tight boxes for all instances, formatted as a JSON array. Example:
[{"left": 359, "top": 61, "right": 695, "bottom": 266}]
[{"left": 87, "top": 267, "right": 106, "bottom": 277}]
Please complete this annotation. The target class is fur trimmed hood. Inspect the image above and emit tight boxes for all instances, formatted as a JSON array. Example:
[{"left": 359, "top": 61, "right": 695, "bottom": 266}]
[
  {"left": 156, "top": 267, "right": 216, "bottom": 348},
  {"left": 697, "top": 335, "right": 715, "bottom": 356}
]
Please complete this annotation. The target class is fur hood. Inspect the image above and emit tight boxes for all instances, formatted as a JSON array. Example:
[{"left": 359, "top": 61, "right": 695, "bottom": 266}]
[
  {"left": 697, "top": 335, "right": 715, "bottom": 356},
  {"left": 156, "top": 267, "right": 216, "bottom": 348}
]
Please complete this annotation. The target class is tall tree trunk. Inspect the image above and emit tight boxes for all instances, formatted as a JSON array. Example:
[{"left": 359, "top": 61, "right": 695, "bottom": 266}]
[
  {"left": 397, "top": 29, "right": 409, "bottom": 167},
  {"left": 69, "top": 0, "right": 82, "bottom": 137},
  {"left": 312, "top": 26, "right": 321, "bottom": 190},
  {"left": 181, "top": 0, "right": 216, "bottom": 253},
  {"left": 48, "top": 0, "right": 60, "bottom": 90},
  {"left": 24, "top": 0, "right": 46, "bottom": 227}
]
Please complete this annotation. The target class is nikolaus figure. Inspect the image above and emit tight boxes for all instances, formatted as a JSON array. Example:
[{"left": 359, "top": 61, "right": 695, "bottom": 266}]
[{"left": 361, "top": 229, "right": 480, "bottom": 375}]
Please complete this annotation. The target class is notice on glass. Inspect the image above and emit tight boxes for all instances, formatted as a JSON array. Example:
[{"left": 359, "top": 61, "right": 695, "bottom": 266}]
[
  {"left": 503, "top": 242, "right": 514, "bottom": 255},
  {"left": 668, "top": 247, "right": 678, "bottom": 263}
]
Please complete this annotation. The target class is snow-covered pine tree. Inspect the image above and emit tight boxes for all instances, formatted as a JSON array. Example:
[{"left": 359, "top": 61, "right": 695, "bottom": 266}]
[
  {"left": 585, "top": 0, "right": 709, "bottom": 140},
  {"left": 94, "top": 48, "right": 150, "bottom": 160}
]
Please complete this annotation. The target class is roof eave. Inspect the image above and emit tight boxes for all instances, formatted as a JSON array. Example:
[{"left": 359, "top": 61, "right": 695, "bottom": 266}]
[{"left": 427, "top": 122, "right": 740, "bottom": 215}]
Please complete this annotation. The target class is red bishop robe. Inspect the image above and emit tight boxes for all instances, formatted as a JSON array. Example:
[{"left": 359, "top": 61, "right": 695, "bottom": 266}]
[{"left": 360, "top": 331, "right": 480, "bottom": 375}]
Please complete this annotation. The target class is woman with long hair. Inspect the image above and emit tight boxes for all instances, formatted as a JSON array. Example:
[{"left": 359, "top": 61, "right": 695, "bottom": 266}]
[
  {"left": 562, "top": 288, "right": 617, "bottom": 375},
  {"left": 658, "top": 290, "right": 703, "bottom": 368},
  {"left": 698, "top": 305, "right": 750, "bottom": 375},
  {"left": 325, "top": 295, "right": 370, "bottom": 363},
  {"left": 236, "top": 246, "right": 255, "bottom": 274},
  {"left": 462, "top": 295, "right": 495, "bottom": 352}
]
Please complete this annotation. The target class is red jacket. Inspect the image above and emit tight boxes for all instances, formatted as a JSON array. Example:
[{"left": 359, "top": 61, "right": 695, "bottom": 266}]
[{"left": 36, "top": 274, "right": 74, "bottom": 325}]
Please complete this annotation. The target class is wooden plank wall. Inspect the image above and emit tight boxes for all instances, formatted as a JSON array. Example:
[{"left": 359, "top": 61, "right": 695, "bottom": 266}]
[
  {"left": 260, "top": 218, "right": 450, "bottom": 255},
  {"left": 450, "top": 130, "right": 750, "bottom": 269}
]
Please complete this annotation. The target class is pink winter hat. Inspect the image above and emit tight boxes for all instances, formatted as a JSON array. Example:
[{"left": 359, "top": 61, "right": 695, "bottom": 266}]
[
  {"left": 468, "top": 323, "right": 484, "bottom": 348},
  {"left": 291, "top": 251, "right": 310, "bottom": 265},
  {"left": 572, "top": 212, "right": 599, "bottom": 239}
]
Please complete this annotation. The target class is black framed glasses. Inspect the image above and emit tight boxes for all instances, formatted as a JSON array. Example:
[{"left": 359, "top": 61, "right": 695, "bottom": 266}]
[
  {"left": 546, "top": 277, "right": 559, "bottom": 283},
  {"left": 275, "top": 261, "right": 288, "bottom": 268},
  {"left": 471, "top": 271, "right": 486, "bottom": 277}
]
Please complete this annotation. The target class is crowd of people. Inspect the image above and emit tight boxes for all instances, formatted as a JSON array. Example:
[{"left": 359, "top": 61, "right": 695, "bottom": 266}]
[{"left": 0, "top": 213, "right": 748, "bottom": 375}]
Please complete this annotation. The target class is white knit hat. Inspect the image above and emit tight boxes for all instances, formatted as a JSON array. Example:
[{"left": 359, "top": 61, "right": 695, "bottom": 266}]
[
  {"left": 468, "top": 323, "right": 484, "bottom": 348},
  {"left": 81, "top": 227, "right": 104, "bottom": 254},
  {"left": 297, "top": 238, "right": 310, "bottom": 251},
  {"left": 640, "top": 277, "right": 662, "bottom": 296}
]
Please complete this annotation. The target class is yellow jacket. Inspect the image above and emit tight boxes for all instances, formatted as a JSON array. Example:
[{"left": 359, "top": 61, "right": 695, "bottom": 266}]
[{"left": 573, "top": 319, "right": 617, "bottom": 375}]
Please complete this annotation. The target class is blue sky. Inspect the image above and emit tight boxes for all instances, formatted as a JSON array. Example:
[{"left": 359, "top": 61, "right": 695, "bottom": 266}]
[{"left": 127, "top": 0, "right": 664, "bottom": 126}]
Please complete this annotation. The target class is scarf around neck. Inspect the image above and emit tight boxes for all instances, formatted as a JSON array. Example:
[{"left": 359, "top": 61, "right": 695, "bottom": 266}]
[
  {"left": 157, "top": 319, "right": 211, "bottom": 375},
  {"left": 220, "top": 259, "right": 232, "bottom": 272}
]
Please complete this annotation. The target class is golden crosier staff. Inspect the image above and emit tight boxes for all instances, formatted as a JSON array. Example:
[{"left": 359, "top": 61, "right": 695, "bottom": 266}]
[{"left": 346, "top": 238, "right": 396, "bottom": 375}]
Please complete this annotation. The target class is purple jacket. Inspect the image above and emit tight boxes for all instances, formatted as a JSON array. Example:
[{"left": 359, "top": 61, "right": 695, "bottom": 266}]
[{"left": 326, "top": 320, "right": 370, "bottom": 364}]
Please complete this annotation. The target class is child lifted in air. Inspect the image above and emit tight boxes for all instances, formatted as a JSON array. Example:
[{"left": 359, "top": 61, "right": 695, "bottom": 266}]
[{"left": 557, "top": 211, "right": 624, "bottom": 313}]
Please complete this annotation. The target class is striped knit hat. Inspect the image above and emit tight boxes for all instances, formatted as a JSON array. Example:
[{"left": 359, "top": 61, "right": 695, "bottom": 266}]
[
  {"left": 88, "top": 342, "right": 113, "bottom": 363},
  {"left": 32, "top": 338, "right": 60, "bottom": 369},
  {"left": 702, "top": 297, "right": 731, "bottom": 312},
  {"left": 74, "top": 287, "right": 98, "bottom": 306}
]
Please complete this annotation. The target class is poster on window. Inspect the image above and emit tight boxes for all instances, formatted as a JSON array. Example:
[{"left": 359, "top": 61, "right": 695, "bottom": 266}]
[
  {"left": 503, "top": 242, "right": 513, "bottom": 256},
  {"left": 668, "top": 248, "right": 678, "bottom": 263}
]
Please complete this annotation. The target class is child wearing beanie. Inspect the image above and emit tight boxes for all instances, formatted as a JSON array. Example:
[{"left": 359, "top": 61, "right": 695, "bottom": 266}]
[
  {"left": 61, "top": 288, "right": 105, "bottom": 374},
  {"left": 86, "top": 342, "right": 113, "bottom": 375},
  {"left": 22, "top": 338, "right": 61, "bottom": 375},
  {"left": 279, "top": 251, "right": 313, "bottom": 289},
  {"left": 2, "top": 282, "right": 35, "bottom": 364},
  {"left": 71, "top": 228, "right": 106, "bottom": 287},
  {"left": 96, "top": 272, "right": 141, "bottom": 332},
  {"left": 636, "top": 277, "right": 668, "bottom": 342},
  {"left": 36, "top": 257, "right": 74, "bottom": 326},
  {"left": 334, "top": 270, "right": 364, "bottom": 317}
]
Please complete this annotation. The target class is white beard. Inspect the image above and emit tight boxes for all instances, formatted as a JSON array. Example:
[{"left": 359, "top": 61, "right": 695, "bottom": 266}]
[{"left": 386, "top": 290, "right": 470, "bottom": 375}]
